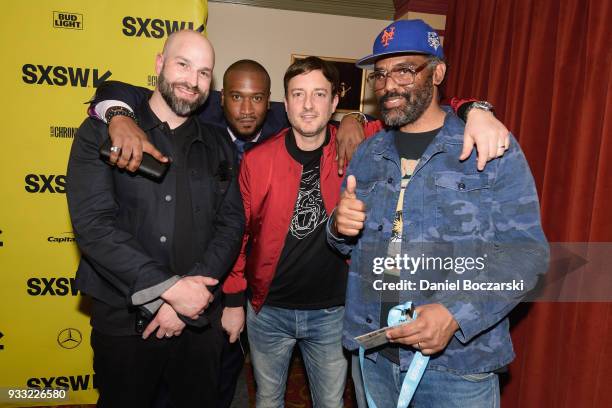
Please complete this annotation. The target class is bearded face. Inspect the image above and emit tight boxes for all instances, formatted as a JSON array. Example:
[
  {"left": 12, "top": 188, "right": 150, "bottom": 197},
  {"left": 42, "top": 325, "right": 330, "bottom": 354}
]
[
  {"left": 158, "top": 66, "right": 209, "bottom": 117},
  {"left": 378, "top": 70, "right": 434, "bottom": 127}
]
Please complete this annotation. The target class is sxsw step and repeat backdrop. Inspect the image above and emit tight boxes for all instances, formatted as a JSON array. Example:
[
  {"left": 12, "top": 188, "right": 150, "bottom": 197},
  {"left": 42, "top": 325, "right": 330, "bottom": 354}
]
[{"left": 1, "top": 1, "right": 207, "bottom": 406}]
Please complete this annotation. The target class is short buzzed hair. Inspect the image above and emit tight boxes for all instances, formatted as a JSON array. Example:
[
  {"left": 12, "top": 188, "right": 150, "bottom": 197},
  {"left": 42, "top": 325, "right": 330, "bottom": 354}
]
[{"left": 223, "top": 59, "right": 271, "bottom": 91}]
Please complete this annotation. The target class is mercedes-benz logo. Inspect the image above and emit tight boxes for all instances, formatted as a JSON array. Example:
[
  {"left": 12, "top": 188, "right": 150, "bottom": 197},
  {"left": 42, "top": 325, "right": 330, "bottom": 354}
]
[{"left": 57, "top": 328, "right": 82, "bottom": 349}]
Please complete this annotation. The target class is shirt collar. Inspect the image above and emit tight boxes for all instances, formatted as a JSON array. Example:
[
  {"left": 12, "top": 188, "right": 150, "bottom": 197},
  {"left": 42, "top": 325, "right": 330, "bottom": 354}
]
[
  {"left": 134, "top": 99, "right": 196, "bottom": 135},
  {"left": 226, "top": 126, "right": 262, "bottom": 144},
  {"left": 134, "top": 99, "right": 164, "bottom": 132}
]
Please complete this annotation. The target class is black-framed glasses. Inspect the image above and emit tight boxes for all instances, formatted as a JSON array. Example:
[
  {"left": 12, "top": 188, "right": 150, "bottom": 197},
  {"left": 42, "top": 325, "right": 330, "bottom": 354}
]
[{"left": 367, "top": 61, "right": 432, "bottom": 90}]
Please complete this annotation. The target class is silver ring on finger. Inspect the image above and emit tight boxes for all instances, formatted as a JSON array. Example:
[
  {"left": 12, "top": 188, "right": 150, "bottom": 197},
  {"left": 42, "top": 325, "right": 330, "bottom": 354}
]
[{"left": 110, "top": 146, "right": 121, "bottom": 153}]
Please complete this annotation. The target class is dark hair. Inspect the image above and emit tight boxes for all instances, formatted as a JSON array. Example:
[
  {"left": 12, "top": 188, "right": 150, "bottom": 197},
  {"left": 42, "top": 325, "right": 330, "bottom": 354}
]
[
  {"left": 283, "top": 56, "right": 339, "bottom": 97},
  {"left": 427, "top": 55, "right": 447, "bottom": 98},
  {"left": 223, "top": 59, "right": 271, "bottom": 91}
]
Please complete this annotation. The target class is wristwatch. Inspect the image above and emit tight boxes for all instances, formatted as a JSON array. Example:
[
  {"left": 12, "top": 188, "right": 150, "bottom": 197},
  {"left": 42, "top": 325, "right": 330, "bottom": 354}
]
[
  {"left": 462, "top": 101, "right": 495, "bottom": 121},
  {"left": 105, "top": 106, "right": 137, "bottom": 124}
]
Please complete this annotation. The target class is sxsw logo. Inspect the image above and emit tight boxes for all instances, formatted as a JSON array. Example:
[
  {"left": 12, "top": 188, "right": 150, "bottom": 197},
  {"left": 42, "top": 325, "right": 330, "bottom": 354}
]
[
  {"left": 53, "top": 11, "right": 83, "bottom": 30},
  {"left": 122, "top": 16, "right": 204, "bottom": 38},
  {"left": 22, "top": 64, "right": 112, "bottom": 87},
  {"left": 27, "top": 374, "right": 96, "bottom": 391},
  {"left": 24, "top": 174, "right": 66, "bottom": 194},
  {"left": 27, "top": 277, "right": 79, "bottom": 296}
]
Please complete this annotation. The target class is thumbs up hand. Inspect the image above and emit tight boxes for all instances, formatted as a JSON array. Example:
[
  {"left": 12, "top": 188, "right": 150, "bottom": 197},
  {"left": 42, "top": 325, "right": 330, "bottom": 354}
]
[
  {"left": 344, "top": 174, "right": 358, "bottom": 198},
  {"left": 334, "top": 175, "right": 367, "bottom": 236}
]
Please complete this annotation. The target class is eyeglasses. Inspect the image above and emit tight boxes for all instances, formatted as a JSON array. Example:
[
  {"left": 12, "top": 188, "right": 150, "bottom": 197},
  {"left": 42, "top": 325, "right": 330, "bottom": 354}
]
[{"left": 367, "top": 61, "right": 432, "bottom": 90}]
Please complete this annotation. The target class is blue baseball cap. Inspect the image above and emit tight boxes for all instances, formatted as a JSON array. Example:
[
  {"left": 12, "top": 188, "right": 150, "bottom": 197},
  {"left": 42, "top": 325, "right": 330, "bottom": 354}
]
[{"left": 356, "top": 19, "right": 444, "bottom": 68}]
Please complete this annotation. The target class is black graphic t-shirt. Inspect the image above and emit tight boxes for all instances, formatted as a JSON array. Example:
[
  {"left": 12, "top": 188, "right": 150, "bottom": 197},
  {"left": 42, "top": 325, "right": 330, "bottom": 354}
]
[
  {"left": 380, "top": 127, "right": 439, "bottom": 364},
  {"left": 265, "top": 130, "right": 348, "bottom": 309}
]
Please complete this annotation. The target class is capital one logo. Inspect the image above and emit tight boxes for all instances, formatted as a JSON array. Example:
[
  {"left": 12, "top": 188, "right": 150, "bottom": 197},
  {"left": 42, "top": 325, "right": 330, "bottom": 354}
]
[
  {"left": 48, "top": 232, "right": 76, "bottom": 244},
  {"left": 57, "top": 328, "right": 82, "bottom": 349}
]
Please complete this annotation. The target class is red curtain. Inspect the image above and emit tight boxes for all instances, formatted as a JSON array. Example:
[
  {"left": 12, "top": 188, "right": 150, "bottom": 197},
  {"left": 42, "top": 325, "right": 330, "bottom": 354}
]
[{"left": 444, "top": 0, "right": 612, "bottom": 406}]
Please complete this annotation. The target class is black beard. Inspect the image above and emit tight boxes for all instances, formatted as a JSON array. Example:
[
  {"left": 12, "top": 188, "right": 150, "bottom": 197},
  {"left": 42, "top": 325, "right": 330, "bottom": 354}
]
[
  {"left": 158, "top": 71, "right": 208, "bottom": 117},
  {"left": 379, "top": 73, "right": 434, "bottom": 127}
]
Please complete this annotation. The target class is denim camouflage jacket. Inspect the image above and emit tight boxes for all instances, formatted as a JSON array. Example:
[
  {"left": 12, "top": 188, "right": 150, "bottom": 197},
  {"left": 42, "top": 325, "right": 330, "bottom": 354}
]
[{"left": 327, "top": 111, "right": 549, "bottom": 374}]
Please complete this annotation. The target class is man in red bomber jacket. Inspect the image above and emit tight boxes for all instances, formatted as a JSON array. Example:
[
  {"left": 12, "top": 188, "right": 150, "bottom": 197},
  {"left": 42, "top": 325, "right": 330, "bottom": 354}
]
[
  {"left": 222, "top": 56, "right": 369, "bottom": 407},
  {"left": 220, "top": 56, "right": 509, "bottom": 407}
]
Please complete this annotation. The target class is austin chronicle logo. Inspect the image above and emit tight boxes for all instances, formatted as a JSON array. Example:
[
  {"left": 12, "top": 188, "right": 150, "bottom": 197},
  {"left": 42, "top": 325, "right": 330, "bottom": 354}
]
[{"left": 57, "top": 328, "right": 82, "bottom": 349}]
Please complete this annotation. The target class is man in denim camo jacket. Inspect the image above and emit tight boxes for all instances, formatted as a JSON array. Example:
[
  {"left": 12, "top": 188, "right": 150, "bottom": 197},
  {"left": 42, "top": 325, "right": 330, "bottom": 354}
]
[{"left": 327, "top": 20, "right": 549, "bottom": 408}]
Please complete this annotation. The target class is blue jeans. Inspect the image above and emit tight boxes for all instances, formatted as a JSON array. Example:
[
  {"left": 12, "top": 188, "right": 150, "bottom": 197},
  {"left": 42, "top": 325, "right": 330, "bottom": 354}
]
[
  {"left": 353, "top": 354, "right": 500, "bottom": 408},
  {"left": 247, "top": 302, "right": 347, "bottom": 408}
]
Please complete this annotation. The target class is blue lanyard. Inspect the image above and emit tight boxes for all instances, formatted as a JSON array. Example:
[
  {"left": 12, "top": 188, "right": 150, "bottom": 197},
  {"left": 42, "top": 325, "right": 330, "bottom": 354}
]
[{"left": 359, "top": 301, "right": 430, "bottom": 408}]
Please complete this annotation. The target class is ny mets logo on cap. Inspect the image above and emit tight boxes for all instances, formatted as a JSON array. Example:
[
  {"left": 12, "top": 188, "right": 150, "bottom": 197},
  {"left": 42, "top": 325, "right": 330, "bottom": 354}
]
[
  {"left": 428, "top": 32, "right": 441, "bottom": 50},
  {"left": 380, "top": 26, "right": 396, "bottom": 47},
  {"left": 356, "top": 19, "right": 445, "bottom": 68}
]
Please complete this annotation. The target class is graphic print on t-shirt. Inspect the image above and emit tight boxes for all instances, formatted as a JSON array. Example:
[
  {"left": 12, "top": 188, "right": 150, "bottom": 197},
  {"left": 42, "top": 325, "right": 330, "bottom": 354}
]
[
  {"left": 380, "top": 129, "right": 438, "bottom": 364},
  {"left": 289, "top": 164, "right": 328, "bottom": 239},
  {"left": 390, "top": 158, "right": 419, "bottom": 242}
]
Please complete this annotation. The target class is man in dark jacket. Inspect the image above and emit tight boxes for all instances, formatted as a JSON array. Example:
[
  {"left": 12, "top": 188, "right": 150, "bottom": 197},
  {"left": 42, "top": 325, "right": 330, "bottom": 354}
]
[
  {"left": 88, "top": 59, "right": 285, "bottom": 408},
  {"left": 66, "top": 30, "right": 244, "bottom": 408}
]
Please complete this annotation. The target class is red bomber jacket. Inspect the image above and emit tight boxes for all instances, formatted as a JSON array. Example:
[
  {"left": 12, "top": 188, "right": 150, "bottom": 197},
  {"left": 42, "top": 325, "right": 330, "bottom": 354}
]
[{"left": 222, "top": 122, "right": 382, "bottom": 311}]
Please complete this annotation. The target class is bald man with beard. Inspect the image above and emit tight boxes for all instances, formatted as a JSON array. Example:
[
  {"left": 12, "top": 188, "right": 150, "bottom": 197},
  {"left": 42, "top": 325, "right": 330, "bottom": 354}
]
[{"left": 67, "top": 30, "right": 244, "bottom": 407}]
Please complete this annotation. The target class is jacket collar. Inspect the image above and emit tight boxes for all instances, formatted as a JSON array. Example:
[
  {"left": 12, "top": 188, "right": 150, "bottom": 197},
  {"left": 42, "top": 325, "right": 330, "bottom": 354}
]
[
  {"left": 276, "top": 124, "right": 337, "bottom": 158},
  {"left": 371, "top": 110, "right": 465, "bottom": 162},
  {"left": 134, "top": 98, "right": 165, "bottom": 132},
  {"left": 320, "top": 125, "right": 339, "bottom": 175},
  {"left": 134, "top": 98, "right": 208, "bottom": 146},
  {"left": 272, "top": 124, "right": 339, "bottom": 178}
]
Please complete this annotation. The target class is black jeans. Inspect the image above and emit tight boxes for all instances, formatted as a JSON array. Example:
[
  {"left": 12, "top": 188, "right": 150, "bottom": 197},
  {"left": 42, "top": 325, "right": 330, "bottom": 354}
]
[
  {"left": 92, "top": 316, "right": 224, "bottom": 408},
  {"left": 216, "top": 329, "right": 248, "bottom": 408}
]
